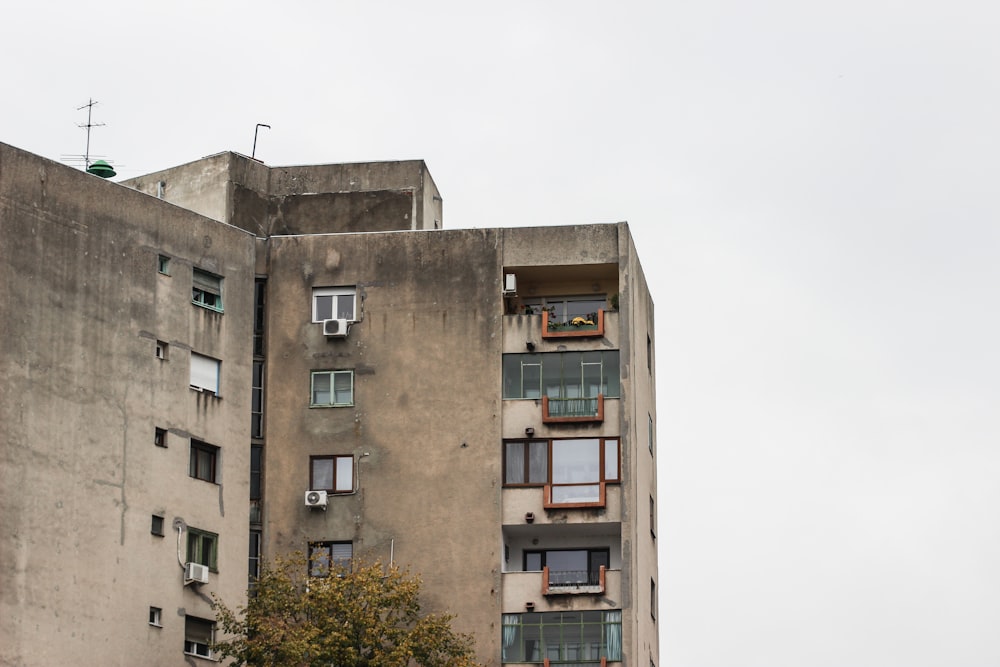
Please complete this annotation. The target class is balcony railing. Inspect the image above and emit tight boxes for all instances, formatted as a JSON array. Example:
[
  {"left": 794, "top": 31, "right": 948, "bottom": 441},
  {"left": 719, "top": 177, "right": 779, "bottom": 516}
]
[
  {"left": 542, "top": 395, "right": 604, "bottom": 424},
  {"left": 543, "top": 482, "right": 607, "bottom": 509},
  {"left": 542, "top": 565, "right": 606, "bottom": 595},
  {"left": 542, "top": 309, "right": 606, "bottom": 339}
]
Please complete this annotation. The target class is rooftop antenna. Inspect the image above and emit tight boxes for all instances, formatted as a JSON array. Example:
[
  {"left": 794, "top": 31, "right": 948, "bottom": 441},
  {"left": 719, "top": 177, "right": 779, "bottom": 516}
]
[
  {"left": 252, "top": 123, "right": 270, "bottom": 160},
  {"left": 77, "top": 99, "right": 104, "bottom": 170},
  {"left": 72, "top": 99, "right": 116, "bottom": 178}
]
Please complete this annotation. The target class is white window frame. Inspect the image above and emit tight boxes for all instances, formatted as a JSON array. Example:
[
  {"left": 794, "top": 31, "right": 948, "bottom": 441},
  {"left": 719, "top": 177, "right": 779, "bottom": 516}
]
[
  {"left": 149, "top": 606, "right": 162, "bottom": 627},
  {"left": 184, "top": 615, "right": 215, "bottom": 659},
  {"left": 190, "top": 353, "right": 220, "bottom": 394},
  {"left": 312, "top": 287, "right": 357, "bottom": 323},
  {"left": 310, "top": 370, "right": 354, "bottom": 407}
]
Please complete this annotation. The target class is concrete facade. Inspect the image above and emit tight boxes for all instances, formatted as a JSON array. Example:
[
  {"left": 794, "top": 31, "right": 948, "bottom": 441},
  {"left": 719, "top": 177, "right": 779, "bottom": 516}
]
[{"left": 0, "top": 142, "right": 657, "bottom": 667}]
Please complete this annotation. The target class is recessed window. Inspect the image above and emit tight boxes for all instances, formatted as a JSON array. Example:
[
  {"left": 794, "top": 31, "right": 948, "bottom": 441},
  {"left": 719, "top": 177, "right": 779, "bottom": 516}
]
[
  {"left": 648, "top": 413, "right": 654, "bottom": 455},
  {"left": 184, "top": 615, "right": 214, "bottom": 659},
  {"left": 251, "top": 361, "right": 264, "bottom": 438},
  {"left": 504, "top": 437, "right": 620, "bottom": 505},
  {"left": 312, "top": 287, "right": 356, "bottom": 323},
  {"left": 250, "top": 445, "right": 263, "bottom": 502},
  {"left": 154, "top": 427, "right": 167, "bottom": 448},
  {"left": 647, "top": 333, "right": 652, "bottom": 374},
  {"left": 650, "top": 495, "right": 656, "bottom": 539},
  {"left": 310, "top": 455, "right": 354, "bottom": 494},
  {"left": 524, "top": 548, "right": 609, "bottom": 585},
  {"left": 149, "top": 606, "right": 162, "bottom": 627},
  {"left": 151, "top": 515, "right": 165, "bottom": 536},
  {"left": 157, "top": 255, "right": 170, "bottom": 275},
  {"left": 253, "top": 279, "right": 266, "bottom": 356},
  {"left": 308, "top": 541, "right": 352, "bottom": 577},
  {"left": 190, "top": 353, "right": 220, "bottom": 394},
  {"left": 651, "top": 579, "right": 657, "bottom": 621},
  {"left": 155, "top": 340, "right": 168, "bottom": 360},
  {"left": 189, "top": 440, "right": 219, "bottom": 483},
  {"left": 249, "top": 529, "right": 262, "bottom": 582},
  {"left": 192, "top": 268, "right": 223, "bottom": 312},
  {"left": 187, "top": 528, "right": 218, "bottom": 571},
  {"left": 310, "top": 370, "right": 354, "bottom": 407}
]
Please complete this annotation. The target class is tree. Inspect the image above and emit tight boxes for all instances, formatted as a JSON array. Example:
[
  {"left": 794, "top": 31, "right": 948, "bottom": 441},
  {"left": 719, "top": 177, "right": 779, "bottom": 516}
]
[{"left": 213, "top": 554, "right": 479, "bottom": 667}]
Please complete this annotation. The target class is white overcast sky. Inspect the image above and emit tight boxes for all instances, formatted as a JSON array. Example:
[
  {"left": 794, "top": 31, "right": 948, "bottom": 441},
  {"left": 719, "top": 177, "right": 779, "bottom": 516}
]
[{"left": 4, "top": 1, "right": 1000, "bottom": 665}]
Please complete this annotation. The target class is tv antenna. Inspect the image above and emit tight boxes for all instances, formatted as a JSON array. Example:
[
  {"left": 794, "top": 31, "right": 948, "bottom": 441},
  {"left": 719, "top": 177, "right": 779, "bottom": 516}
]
[{"left": 77, "top": 98, "right": 105, "bottom": 170}]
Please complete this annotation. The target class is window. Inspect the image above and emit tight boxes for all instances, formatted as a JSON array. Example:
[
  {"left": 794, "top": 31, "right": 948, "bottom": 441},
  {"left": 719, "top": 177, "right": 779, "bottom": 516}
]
[
  {"left": 250, "top": 445, "right": 263, "bottom": 502},
  {"left": 648, "top": 414, "right": 654, "bottom": 455},
  {"left": 522, "top": 295, "right": 606, "bottom": 324},
  {"left": 151, "top": 515, "right": 164, "bottom": 536},
  {"left": 184, "top": 615, "right": 214, "bottom": 659},
  {"left": 501, "top": 610, "right": 622, "bottom": 663},
  {"left": 504, "top": 438, "right": 620, "bottom": 505},
  {"left": 190, "top": 353, "right": 220, "bottom": 394},
  {"left": 253, "top": 279, "right": 266, "bottom": 356},
  {"left": 312, "top": 287, "right": 356, "bottom": 322},
  {"left": 187, "top": 528, "right": 218, "bottom": 571},
  {"left": 308, "top": 541, "right": 352, "bottom": 577},
  {"left": 524, "top": 548, "right": 609, "bottom": 586},
  {"left": 251, "top": 361, "right": 264, "bottom": 438},
  {"left": 310, "top": 370, "right": 354, "bottom": 407},
  {"left": 155, "top": 340, "right": 168, "bottom": 360},
  {"left": 249, "top": 529, "right": 261, "bottom": 582},
  {"left": 192, "top": 268, "right": 223, "bottom": 311},
  {"left": 149, "top": 606, "right": 162, "bottom": 627},
  {"left": 650, "top": 495, "right": 656, "bottom": 538},
  {"left": 647, "top": 334, "right": 652, "bottom": 374},
  {"left": 154, "top": 427, "right": 167, "bottom": 448},
  {"left": 158, "top": 254, "right": 170, "bottom": 275},
  {"left": 503, "top": 351, "right": 620, "bottom": 400},
  {"left": 310, "top": 455, "right": 354, "bottom": 493},
  {"left": 651, "top": 579, "right": 657, "bottom": 621},
  {"left": 189, "top": 440, "right": 219, "bottom": 483}
]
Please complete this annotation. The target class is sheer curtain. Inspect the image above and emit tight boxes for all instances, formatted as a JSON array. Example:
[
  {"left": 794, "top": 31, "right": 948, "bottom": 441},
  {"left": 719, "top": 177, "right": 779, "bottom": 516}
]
[
  {"left": 502, "top": 614, "right": 521, "bottom": 661},
  {"left": 603, "top": 610, "right": 622, "bottom": 660}
]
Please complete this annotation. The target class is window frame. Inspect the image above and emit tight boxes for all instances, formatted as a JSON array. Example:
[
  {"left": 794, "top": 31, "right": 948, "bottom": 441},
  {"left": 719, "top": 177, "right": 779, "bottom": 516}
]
[
  {"left": 157, "top": 255, "right": 171, "bottom": 275},
  {"left": 190, "top": 352, "right": 221, "bottom": 395},
  {"left": 151, "top": 515, "right": 165, "bottom": 536},
  {"left": 149, "top": 606, "right": 162, "bottom": 627},
  {"left": 154, "top": 427, "right": 167, "bottom": 448},
  {"left": 501, "top": 610, "right": 622, "bottom": 663},
  {"left": 187, "top": 527, "right": 218, "bottom": 572},
  {"left": 523, "top": 547, "right": 610, "bottom": 585},
  {"left": 310, "top": 370, "right": 354, "bottom": 407},
  {"left": 189, "top": 439, "right": 219, "bottom": 483},
  {"left": 503, "top": 351, "right": 621, "bottom": 401},
  {"left": 251, "top": 360, "right": 264, "bottom": 438},
  {"left": 310, "top": 455, "right": 354, "bottom": 494},
  {"left": 312, "top": 286, "right": 357, "bottom": 323},
  {"left": 184, "top": 615, "right": 215, "bottom": 659},
  {"left": 192, "top": 268, "right": 223, "bottom": 312},
  {"left": 308, "top": 541, "right": 353, "bottom": 577},
  {"left": 503, "top": 437, "right": 621, "bottom": 488}
]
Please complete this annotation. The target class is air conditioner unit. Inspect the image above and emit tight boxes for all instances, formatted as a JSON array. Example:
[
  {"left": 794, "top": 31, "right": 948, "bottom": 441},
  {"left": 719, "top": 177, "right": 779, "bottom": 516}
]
[
  {"left": 503, "top": 273, "right": 517, "bottom": 296},
  {"left": 305, "top": 489, "right": 328, "bottom": 509},
  {"left": 184, "top": 562, "right": 210, "bottom": 585},
  {"left": 323, "top": 318, "right": 350, "bottom": 337}
]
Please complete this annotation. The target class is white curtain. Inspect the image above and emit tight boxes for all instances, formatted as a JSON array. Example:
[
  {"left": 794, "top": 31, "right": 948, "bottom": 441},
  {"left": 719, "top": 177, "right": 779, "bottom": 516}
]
[
  {"left": 502, "top": 614, "right": 520, "bottom": 661},
  {"left": 603, "top": 610, "right": 622, "bottom": 660}
]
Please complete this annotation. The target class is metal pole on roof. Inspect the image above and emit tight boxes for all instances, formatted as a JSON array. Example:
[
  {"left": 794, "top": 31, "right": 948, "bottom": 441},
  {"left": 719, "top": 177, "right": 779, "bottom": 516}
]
[{"left": 252, "top": 123, "right": 270, "bottom": 160}]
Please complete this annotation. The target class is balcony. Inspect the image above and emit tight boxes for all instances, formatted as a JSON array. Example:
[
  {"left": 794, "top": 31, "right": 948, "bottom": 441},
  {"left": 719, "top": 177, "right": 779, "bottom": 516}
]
[
  {"left": 542, "top": 395, "right": 604, "bottom": 424},
  {"left": 542, "top": 309, "right": 606, "bottom": 339},
  {"left": 501, "top": 569, "right": 622, "bottom": 613},
  {"left": 543, "top": 565, "right": 606, "bottom": 595}
]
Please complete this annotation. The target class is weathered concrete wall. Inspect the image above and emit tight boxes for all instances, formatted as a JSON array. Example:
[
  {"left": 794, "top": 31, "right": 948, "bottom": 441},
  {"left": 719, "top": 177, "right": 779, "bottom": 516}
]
[
  {"left": 0, "top": 143, "right": 254, "bottom": 666},
  {"left": 261, "top": 227, "right": 505, "bottom": 659},
  {"left": 125, "top": 154, "right": 442, "bottom": 235}
]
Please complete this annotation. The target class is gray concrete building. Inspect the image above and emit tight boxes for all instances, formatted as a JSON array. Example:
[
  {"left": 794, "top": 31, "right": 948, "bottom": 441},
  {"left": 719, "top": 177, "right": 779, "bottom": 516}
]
[{"left": 0, "top": 142, "right": 658, "bottom": 667}]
